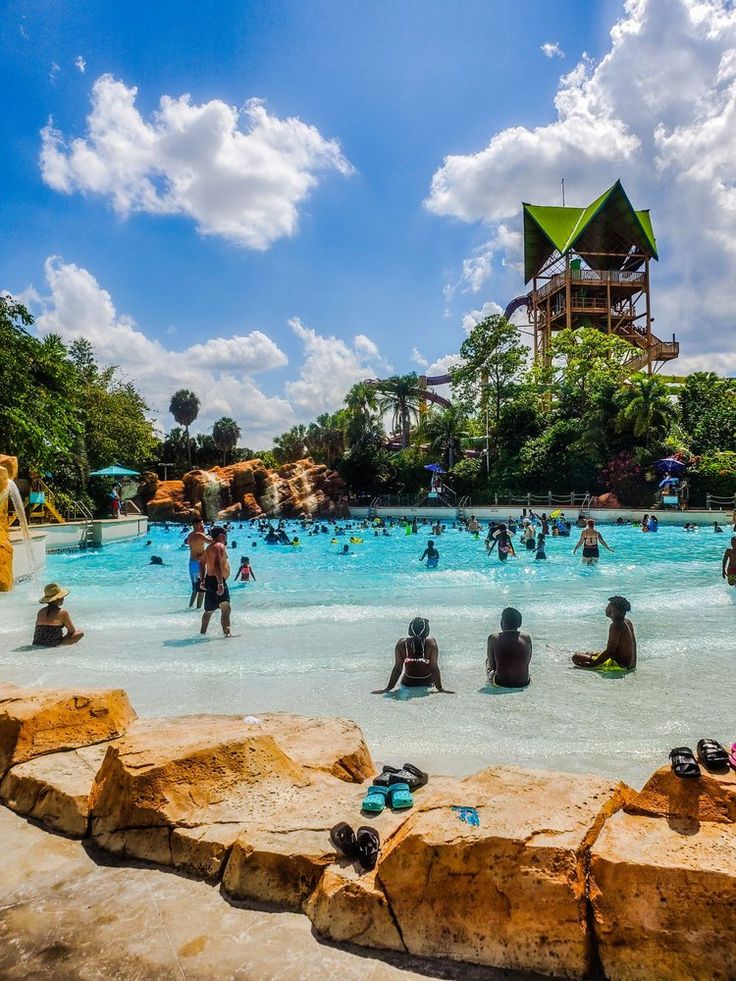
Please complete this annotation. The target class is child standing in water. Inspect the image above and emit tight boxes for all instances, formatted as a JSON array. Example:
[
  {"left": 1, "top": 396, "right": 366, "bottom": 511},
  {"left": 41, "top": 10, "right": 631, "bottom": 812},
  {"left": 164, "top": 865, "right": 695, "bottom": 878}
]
[
  {"left": 235, "top": 556, "right": 256, "bottom": 582},
  {"left": 534, "top": 533, "right": 547, "bottom": 560}
]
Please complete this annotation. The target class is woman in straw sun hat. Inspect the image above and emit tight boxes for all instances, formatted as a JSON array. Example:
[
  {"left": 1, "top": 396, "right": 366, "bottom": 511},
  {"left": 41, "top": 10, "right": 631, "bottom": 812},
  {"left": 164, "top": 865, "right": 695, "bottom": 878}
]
[{"left": 32, "top": 583, "right": 84, "bottom": 647}]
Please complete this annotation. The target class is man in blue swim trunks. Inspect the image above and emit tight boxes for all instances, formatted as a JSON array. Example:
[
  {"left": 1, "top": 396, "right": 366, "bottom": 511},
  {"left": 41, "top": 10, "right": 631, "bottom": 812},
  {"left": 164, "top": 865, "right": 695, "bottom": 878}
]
[{"left": 186, "top": 517, "right": 211, "bottom": 609}]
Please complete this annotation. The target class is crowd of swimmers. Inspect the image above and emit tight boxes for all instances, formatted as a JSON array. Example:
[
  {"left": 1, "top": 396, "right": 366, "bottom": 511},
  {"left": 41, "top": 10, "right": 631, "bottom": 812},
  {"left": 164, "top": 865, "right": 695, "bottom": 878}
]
[{"left": 29, "top": 507, "right": 736, "bottom": 648}]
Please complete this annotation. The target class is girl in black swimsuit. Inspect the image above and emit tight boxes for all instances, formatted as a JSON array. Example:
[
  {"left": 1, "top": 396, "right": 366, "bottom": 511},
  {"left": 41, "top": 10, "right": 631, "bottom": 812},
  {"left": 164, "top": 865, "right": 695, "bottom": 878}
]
[
  {"left": 371, "top": 617, "right": 454, "bottom": 694},
  {"left": 573, "top": 520, "right": 614, "bottom": 566},
  {"left": 33, "top": 583, "right": 84, "bottom": 647}
]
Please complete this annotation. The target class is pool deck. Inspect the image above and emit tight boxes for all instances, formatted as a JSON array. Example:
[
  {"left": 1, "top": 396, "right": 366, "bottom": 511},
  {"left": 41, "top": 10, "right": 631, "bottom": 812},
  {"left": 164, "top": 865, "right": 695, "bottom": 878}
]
[
  {"left": 0, "top": 805, "right": 536, "bottom": 981},
  {"left": 350, "top": 505, "right": 732, "bottom": 526}
]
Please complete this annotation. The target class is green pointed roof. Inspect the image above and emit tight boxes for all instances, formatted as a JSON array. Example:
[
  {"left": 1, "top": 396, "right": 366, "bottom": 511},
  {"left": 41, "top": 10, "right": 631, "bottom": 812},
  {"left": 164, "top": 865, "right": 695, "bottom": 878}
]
[{"left": 522, "top": 180, "right": 658, "bottom": 283}]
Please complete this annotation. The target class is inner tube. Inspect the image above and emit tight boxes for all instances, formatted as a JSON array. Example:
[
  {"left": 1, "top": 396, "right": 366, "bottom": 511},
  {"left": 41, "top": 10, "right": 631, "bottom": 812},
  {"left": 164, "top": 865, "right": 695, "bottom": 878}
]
[{"left": 349, "top": 537, "right": 363, "bottom": 544}]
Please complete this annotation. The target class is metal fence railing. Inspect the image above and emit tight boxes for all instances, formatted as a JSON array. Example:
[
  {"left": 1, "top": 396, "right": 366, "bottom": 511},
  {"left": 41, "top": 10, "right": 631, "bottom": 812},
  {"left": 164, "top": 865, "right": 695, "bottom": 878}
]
[{"left": 705, "top": 494, "right": 736, "bottom": 511}]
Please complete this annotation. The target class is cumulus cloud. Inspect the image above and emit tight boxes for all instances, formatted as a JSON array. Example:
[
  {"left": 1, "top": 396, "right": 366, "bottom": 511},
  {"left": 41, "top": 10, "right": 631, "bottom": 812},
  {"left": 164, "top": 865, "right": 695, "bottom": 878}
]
[
  {"left": 28, "top": 257, "right": 294, "bottom": 444},
  {"left": 541, "top": 41, "right": 565, "bottom": 59},
  {"left": 411, "top": 347, "right": 429, "bottom": 369},
  {"left": 285, "top": 317, "right": 390, "bottom": 414},
  {"left": 40, "top": 74, "right": 354, "bottom": 249},
  {"left": 427, "top": 0, "right": 736, "bottom": 366}
]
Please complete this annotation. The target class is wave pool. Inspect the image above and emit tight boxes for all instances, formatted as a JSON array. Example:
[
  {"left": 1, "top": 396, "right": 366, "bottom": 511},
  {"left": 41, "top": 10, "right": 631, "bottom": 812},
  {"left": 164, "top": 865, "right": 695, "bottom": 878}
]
[{"left": 1, "top": 519, "right": 733, "bottom": 788}]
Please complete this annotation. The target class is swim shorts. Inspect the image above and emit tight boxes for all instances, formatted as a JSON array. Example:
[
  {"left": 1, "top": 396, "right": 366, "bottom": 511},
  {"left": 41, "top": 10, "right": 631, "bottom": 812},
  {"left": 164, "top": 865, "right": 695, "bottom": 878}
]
[
  {"left": 189, "top": 559, "right": 201, "bottom": 587},
  {"left": 728, "top": 573, "right": 736, "bottom": 587},
  {"left": 203, "top": 575, "right": 231, "bottom": 611}
]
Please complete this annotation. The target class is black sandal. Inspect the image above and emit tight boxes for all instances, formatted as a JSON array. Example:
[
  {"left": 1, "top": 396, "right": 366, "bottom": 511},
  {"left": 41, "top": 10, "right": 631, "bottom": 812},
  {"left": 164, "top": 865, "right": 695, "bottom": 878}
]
[
  {"left": 669, "top": 746, "right": 700, "bottom": 778},
  {"left": 356, "top": 826, "right": 380, "bottom": 871},
  {"left": 330, "top": 822, "right": 358, "bottom": 860},
  {"left": 373, "top": 763, "right": 429, "bottom": 791},
  {"left": 696, "top": 738, "right": 729, "bottom": 772}
]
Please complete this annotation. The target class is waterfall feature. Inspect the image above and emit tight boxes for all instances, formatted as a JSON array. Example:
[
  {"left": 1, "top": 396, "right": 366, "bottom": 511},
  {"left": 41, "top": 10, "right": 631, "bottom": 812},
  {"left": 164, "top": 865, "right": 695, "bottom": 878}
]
[
  {"left": 200, "top": 472, "right": 225, "bottom": 521},
  {"left": 6, "top": 479, "right": 37, "bottom": 581}
]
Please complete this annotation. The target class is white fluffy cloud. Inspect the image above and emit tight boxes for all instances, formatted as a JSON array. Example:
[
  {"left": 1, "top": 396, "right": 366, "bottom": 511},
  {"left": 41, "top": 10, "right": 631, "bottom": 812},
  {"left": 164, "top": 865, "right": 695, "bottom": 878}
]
[
  {"left": 22, "top": 258, "right": 393, "bottom": 445},
  {"left": 285, "top": 317, "right": 390, "bottom": 413},
  {"left": 541, "top": 41, "right": 565, "bottom": 59},
  {"left": 29, "top": 257, "right": 294, "bottom": 444},
  {"left": 427, "top": 0, "right": 736, "bottom": 370},
  {"left": 40, "top": 74, "right": 353, "bottom": 249},
  {"left": 74, "top": 55, "right": 86, "bottom": 73}
]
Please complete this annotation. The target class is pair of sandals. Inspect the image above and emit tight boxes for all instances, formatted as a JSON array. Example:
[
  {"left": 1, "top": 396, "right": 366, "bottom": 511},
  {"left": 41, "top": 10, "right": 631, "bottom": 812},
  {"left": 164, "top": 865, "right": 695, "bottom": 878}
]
[
  {"left": 330, "top": 823, "right": 380, "bottom": 871},
  {"left": 669, "top": 739, "right": 731, "bottom": 778},
  {"left": 362, "top": 762, "right": 429, "bottom": 814}
]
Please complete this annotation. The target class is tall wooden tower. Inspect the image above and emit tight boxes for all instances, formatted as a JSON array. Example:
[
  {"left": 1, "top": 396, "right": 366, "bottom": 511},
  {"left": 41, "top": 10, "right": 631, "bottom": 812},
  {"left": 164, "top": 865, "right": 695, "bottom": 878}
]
[{"left": 523, "top": 180, "right": 678, "bottom": 373}]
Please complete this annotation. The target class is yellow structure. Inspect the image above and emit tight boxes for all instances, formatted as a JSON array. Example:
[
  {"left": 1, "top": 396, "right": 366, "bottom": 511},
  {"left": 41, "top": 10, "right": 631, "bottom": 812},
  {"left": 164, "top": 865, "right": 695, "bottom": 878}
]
[{"left": 0, "top": 454, "right": 18, "bottom": 591}]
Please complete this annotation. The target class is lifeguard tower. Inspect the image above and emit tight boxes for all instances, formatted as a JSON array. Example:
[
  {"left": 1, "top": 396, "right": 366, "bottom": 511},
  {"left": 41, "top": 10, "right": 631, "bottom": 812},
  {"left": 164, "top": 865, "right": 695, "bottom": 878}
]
[{"left": 523, "top": 180, "right": 678, "bottom": 373}]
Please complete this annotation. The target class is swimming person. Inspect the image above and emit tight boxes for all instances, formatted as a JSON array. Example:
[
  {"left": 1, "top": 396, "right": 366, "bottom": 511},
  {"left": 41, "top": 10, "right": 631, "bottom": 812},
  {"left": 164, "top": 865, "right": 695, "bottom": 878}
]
[
  {"left": 535, "top": 533, "right": 547, "bottom": 560},
  {"left": 33, "top": 583, "right": 84, "bottom": 647},
  {"left": 200, "top": 526, "right": 232, "bottom": 637},
  {"left": 186, "top": 517, "right": 211, "bottom": 609},
  {"left": 641, "top": 515, "right": 649, "bottom": 533},
  {"left": 235, "top": 556, "right": 256, "bottom": 582},
  {"left": 420, "top": 540, "right": 440, "bottom": 568},
  {"left": 371, "top": 617, "right": 454, "bottom": 694},
  {"left": 486, "top": 608, "right": 532, "bottom": 688},
  {"left": 721, "top": 536, "right": 736, "bottom": 585},
  {"left": 522, "top": 519, "right": 536, "bottom": 551},
  {"left": 648, "top": 515, "right": 658, "bottom": 532},
  {"left": 571, "top": 596, "right": 637, "bottom": 670},
  {"left": 573, "top": 519, "right": 614, "bottom": 566},
  {"left": 487, "top": 523, "right": 515, "bottom": 561},
  {"left": 714, "top": 521, "right": 724, "bottom": 533}
]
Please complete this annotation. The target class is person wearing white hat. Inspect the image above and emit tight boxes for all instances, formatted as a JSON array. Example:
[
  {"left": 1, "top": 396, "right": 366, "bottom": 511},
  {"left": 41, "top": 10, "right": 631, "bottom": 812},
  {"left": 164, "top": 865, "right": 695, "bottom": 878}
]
[{"left": 33, "top": 584, "right": 84, "bottom": 647}]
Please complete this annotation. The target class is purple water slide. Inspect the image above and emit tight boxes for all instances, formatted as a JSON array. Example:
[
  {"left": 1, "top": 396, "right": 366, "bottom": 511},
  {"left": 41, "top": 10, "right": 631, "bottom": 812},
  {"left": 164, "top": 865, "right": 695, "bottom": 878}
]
[{"left": 503, "top": 294, "right": 530, "bottom": 320}]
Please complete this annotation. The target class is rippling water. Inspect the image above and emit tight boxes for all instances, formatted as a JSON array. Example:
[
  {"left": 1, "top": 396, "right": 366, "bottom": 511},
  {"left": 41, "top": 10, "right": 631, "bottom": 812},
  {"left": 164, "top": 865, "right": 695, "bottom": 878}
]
[{"left": 1, "top": 519, "right": 733, "bottom": 788}]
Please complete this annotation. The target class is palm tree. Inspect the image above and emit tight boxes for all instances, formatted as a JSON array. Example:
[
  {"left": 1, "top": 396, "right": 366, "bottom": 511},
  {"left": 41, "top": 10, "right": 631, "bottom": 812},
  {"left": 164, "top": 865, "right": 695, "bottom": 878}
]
[
  {"left": 617, "top": 376, "right": 676, "bottom": 450},
  {"left": 169, "top": 389, "right": 200, "bottom": 469},
  {"left": 424, "top": 404, "right": 470, "bottom": 469},
  {"left": 307, "top": 413, "right": 346, "bottom": 468},
  {"left": 212, "top": 416, "right": 242, "bottom": 466},
  {"left": 273, "top": 425, "right": 308, "bottom": 463},
  {"left": 344, "top": 381, "right": 379, "bottom": 446},
  {"left": 376, "top": 374, "right": 423, "bottom": 449}
]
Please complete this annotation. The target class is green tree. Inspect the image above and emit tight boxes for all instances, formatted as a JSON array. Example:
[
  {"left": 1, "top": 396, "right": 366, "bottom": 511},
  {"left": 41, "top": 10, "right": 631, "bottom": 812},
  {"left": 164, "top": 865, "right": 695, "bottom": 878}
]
[
  {"left": 376, "top": 373, "right": 423, "bottom": 449},
  {"left": 452, "top": 315, "right": 526, "bottom": 430},
  {"left": 273, "top": 425, "right": 308, "bottom": 463},
  {"left": 423, "top": 404, "right": 470, "bottom": 469},
  {"left": 680, "top": 372, "right": 736, "bottom": 454},
  {"left": 550, "top": 328, "right": 638, "bottom": 413},
  {"left": 212, "top": 416, "right": 242, "bottom": 466},
  {"left": 306, "top": 412, "right": 347, "bottom": 468},
  {"left": 0, "top": 296, "right": 82, "bottom": 470},
  {"left": 169, "top": 389, "right": 200, "bottom": 469},
  {"left": 344, "top": 381, "right": 380, "bottom": 446},
  {"left": 616, "top": 375, "right": 677, "bottom": 451}
]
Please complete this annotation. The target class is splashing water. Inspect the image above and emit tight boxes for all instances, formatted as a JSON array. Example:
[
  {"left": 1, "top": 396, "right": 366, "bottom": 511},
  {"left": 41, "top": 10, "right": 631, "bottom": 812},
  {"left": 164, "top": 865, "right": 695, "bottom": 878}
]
[{"left": 6, "top": 479, "right": 37, "bottom": 582}]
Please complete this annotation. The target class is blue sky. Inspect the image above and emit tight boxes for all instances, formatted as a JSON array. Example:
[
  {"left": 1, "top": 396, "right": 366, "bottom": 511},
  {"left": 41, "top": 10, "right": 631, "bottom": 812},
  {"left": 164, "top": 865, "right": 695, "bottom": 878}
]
[{"left": 3, "top": 1, "right": 736, "bottom": 443}]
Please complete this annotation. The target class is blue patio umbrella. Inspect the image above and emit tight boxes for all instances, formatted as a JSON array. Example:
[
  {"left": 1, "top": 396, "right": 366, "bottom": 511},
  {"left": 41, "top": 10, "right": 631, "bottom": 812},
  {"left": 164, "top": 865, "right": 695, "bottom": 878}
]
[
  {"left": 653, "top": 457, "right": 686, "bottom": 474},
  {"left": 424, "top": 463, "right": 446, "bottom": 474},
  {"left": 88, "top": 464, "right": 141, "bottom": 477}
]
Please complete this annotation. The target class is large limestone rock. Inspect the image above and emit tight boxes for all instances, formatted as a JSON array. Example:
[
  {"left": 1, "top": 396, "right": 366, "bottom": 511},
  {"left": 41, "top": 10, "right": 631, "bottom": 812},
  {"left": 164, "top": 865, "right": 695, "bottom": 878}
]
[
  {"left": 0, "top": 742, "right": 109, "bottom": 836},
  {"left": 0, "top": 685, "right": 136, "bottom": 777},
  {"left": 624, "top": 764, "right": 736, "bottom": 824},
  {"left": 87, "top": 713, "right": 382, "bottom": 894},
  {"left": 370, "top": 766, "right": 629, "bottom": 978},
  {"left": 305, "top": 865, "right": 405, "bottom": 952},
  {"left": 254, "top": 714, "right": 375, "bottom": 783},
  {"left": 590, "top": 809, "right": 736, "bottom": 981},
  {"left": 143, "top": 458, "right": 346, "bottom": 523}
]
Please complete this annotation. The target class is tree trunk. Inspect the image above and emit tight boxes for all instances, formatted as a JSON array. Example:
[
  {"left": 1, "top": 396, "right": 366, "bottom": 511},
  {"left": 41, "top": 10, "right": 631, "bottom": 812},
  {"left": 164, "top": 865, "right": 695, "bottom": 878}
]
[{"left": 185, "top": 425, "right": 192, "bottom": 470}]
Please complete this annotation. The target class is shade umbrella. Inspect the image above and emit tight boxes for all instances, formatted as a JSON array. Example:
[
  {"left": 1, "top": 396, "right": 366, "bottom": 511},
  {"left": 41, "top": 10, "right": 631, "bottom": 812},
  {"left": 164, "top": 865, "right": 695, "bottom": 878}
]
[
  {"left": 653, "top": 457, "right": 686, "bottom": 474},
  {"left": 424, "top": 463, "right": 446, "bottom": 474},
  {"left": 88, "top": 464, "right": 141, "bottom": 477}
]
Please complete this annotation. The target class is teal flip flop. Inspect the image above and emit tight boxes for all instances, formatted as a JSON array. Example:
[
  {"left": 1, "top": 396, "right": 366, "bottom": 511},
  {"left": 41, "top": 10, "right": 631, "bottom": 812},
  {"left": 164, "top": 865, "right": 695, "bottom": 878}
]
[
  {"left": 388, "top": 781, "right": 413, "bottom": 810},
  {"left": 361, "top": 784, "right": 390, "bottom": 814}
]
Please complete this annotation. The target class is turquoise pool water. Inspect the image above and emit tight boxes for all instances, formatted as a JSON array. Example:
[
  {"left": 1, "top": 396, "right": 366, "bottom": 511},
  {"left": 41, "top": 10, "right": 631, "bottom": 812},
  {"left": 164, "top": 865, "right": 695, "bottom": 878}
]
[{"left": 1, "top": 520, "right": 734, "bottom": 787}]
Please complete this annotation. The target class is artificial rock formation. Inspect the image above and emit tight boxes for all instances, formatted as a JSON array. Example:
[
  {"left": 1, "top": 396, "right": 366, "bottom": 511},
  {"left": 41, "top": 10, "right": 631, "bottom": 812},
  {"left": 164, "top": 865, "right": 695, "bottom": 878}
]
[
  {"left": 143, "top": 458, "right": 346, "bottom": 523},
  {"left": 0, "top": 454, "right": 18, "bottom": 591},
  {"left": 0, "top": 742, "right": 109, "bottom": 837},
  {"left": 87, "top": 713, "right": 376, "bottom": 888},
  {"left": 590, "top": 809, "right": 736, "bottom": 981},
  {"left": 0, "top": 686, "right": 137, "bottom": 777},
  {"left": 2, "top": 679, "right": 736, "bottom": 979},
  {"left": 344, "top": 766, "right": 631, "bottom": 978}
]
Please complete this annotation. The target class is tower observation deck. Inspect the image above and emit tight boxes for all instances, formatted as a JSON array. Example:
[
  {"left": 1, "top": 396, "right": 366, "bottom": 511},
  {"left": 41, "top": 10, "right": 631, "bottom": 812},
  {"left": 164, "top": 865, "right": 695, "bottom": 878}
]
[{"left": 523, "top": 180, "right": 678, "bottom": 373}]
